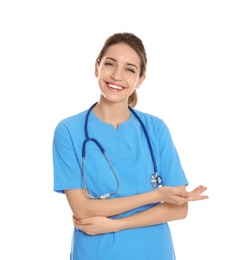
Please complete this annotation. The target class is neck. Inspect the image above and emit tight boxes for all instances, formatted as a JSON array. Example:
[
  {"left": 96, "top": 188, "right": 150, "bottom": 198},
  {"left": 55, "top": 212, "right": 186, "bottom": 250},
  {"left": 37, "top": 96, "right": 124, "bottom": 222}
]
[{"left": 92, "top": 101, "right": 130, "bottom": 129}]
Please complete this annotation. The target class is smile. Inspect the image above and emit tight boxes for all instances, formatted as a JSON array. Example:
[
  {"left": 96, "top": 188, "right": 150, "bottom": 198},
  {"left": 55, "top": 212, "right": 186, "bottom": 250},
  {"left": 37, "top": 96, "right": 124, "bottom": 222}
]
[{"left": 107, "top": 82, "right": 124, "bottom": 90}]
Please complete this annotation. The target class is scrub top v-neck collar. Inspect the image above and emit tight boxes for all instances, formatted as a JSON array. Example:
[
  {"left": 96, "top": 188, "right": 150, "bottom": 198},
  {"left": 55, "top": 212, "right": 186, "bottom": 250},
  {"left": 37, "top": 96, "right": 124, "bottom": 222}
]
[{"left": 89, "top": 109, "right": 134, "bottom": 131}]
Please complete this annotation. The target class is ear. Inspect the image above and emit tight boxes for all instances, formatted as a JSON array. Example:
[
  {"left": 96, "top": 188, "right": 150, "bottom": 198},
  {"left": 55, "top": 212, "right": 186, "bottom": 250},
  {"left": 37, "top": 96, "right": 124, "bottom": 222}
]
[
  {"left": 136, "top": 75, "right": 146, "bottom": 89},
  {"left": 95, "top": 62, "right": 99, "bottom": 77}
]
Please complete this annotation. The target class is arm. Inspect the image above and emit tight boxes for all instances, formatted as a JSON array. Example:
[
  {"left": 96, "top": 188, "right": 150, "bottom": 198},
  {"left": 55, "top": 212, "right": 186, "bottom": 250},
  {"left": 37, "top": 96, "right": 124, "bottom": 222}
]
[
  {"left": 73, "top": 202, "right": 188, "bottom": 236},
  {"left": 117, "top": 202, "right": 188, "bottom": 230},
  {"left": 73, "top": 185, "right": 208, "bottom": 236},
  {"left": 65, "top": 185, "right": 190, "bottom": 219}
]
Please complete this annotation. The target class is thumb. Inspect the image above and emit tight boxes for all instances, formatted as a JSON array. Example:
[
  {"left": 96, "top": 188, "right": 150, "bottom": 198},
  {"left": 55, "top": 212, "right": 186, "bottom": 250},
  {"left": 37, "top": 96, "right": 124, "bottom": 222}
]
[{"left": 176, "top": 188, "right": 189, "bottom": 198}]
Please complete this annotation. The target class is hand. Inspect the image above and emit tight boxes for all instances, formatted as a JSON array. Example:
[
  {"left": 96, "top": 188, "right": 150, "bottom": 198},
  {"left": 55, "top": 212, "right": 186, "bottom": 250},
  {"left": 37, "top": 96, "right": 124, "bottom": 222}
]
[
  {"left": 73, "top": 215, "right": 119, "bottom": 236},
  {"left": 187, "top": 185, "right": 209, "bottom": 201},
  {"left": 159, "top": 185, "right": 208, "bottom": 205},
  {"left": 159, "top": 186, "right": 190, "bottom": 205}
]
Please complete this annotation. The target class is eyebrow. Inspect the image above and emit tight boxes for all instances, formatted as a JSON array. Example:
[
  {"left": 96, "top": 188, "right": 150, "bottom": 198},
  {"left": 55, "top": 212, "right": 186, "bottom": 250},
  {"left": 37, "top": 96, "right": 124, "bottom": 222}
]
[{"left": 105, "top": 57, "right": 139, "bottom": 70}]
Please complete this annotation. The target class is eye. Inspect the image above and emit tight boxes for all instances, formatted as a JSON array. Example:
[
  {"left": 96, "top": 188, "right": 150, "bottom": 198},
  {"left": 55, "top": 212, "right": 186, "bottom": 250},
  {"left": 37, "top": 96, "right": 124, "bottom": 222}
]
[
  {"left": 126, "top": 67, "right": 136, "bottom": 73},
  {"left": 104, "top": 62, "right": 113, "bottom": 66}
]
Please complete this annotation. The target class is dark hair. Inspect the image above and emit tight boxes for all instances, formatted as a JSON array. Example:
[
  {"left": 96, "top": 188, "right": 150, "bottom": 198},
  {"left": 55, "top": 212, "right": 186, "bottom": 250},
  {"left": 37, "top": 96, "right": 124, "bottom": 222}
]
[{"left": 96, "top": 32, "right": 147, "bottom": 107}]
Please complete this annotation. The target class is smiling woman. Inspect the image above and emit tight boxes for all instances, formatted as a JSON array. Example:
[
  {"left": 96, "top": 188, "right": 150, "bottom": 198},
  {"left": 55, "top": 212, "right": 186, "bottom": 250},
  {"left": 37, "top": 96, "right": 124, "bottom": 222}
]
[
  {"left": 95, "top": 43, "right": 145, "bottom": 116},
  {"left": 52, "top": 32, "right": 208, "bottom": 260}
]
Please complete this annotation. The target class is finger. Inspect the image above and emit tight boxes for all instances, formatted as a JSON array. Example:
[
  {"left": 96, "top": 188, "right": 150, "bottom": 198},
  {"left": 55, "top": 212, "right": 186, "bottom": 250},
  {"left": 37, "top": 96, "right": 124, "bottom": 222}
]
[
  {"left": 195, "top": 195, "right": 209, "bottom": 200},
  {"left": 189, "top": 195, "right": 209, "bottom": 201},
  {"left": 191, "top": 186, "right": 208, "bottom": 195},
  {"left": 197, "top": 187, "right": 208, "bottom": 195},
  {"left": 73, "top": 216, "right": 79, "bottom": 228},
  {"left": 180, "top": 191, "right": 189, "bottom": 198},
  {"left": 175, "top": 186, "right": 189, "bottom": 197},
  {"left": 173, "top": 188, "right": 189, "bottom": 198},
  {"left": 72, "top": 215, "right": 77, "bottom": 225},
  {"left": 76, "top": 218, "right": 93, "bottom": 225},
  {"left": 198, "top": 185, "right": 208, "bottom": 191}
]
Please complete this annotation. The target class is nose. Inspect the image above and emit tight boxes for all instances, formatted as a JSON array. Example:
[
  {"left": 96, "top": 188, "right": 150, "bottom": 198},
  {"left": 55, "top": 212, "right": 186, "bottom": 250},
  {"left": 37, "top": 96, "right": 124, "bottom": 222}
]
[{"left": 111, "top": 67, "right": 122, "bottom": 80}]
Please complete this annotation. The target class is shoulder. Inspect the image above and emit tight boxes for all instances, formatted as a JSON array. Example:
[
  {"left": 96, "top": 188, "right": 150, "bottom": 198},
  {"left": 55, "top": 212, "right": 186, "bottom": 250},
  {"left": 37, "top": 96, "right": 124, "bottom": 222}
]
[
  {"left": 130, "top": 108, "right": 172, "bottom": 140},
  {"left": 131, "top": 109, "right": 176, "bottom": 150},
  {"left": 131, "top": 108, "right": 168, "bottom": 130},
  {"left": 54, "top": 110, "right": 88, "bottom": 136}
]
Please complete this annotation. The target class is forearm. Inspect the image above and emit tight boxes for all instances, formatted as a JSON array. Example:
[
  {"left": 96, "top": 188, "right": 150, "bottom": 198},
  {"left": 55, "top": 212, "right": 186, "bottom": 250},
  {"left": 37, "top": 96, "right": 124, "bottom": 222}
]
[
  {"left": 65, "top": 188, "right": 161, "bottom": 219},
  {"left": 115, "top": 202, "right": 188, "bottom": 231},
  {"left": 73, "top": 185, "right": 208, "bottom": 236}
]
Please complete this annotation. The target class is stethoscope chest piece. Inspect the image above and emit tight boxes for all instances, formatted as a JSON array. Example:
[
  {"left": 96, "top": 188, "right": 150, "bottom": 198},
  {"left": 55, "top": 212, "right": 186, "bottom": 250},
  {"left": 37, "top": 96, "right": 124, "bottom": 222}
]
[{"left": 151, "top": 173, "right": 162, "bottom": 188}]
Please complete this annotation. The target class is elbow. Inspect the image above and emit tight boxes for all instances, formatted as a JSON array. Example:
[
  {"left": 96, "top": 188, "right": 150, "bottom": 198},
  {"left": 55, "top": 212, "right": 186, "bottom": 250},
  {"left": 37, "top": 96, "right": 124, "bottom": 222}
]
[
  {"left": 73, "top": 211, "right": 88, "bottom": 220},
  {"left": 65, "top": 189, "right": 94, "bottom": 219},
  {"left": 73, "top": 202, "right": 93, "bottom": 219}
]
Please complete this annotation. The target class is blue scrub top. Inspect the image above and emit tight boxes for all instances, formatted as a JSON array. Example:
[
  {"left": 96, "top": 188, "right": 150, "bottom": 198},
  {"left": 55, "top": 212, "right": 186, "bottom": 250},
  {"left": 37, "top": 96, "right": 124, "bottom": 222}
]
[{"left": 53, "top": 108, "right": 188, "bottom": 260}]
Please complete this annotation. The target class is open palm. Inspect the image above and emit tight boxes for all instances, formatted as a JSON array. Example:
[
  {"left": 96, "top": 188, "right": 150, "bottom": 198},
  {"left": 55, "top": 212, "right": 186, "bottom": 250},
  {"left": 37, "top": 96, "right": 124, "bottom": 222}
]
[{"left": 188, "top": 185, "right": 208, "bottom": 201}]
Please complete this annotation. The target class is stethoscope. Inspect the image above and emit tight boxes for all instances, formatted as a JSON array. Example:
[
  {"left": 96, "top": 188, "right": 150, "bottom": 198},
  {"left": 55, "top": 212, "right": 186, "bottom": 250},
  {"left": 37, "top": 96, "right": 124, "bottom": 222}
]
[{"left": 82, "top": 102, "right": 162, "bottom": 199}]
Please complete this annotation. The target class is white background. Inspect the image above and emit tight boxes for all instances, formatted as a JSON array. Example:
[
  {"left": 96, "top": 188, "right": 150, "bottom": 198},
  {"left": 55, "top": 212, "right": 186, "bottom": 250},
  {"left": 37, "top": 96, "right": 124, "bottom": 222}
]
[{"left": 1, "top": 1, "right": 249, "bottom": 259}]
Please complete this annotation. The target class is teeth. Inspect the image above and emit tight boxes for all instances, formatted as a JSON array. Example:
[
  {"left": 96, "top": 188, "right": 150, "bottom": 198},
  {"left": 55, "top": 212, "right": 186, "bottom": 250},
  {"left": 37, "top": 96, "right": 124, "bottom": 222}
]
[{"left": 109, "top": 84, "right": 122, "bottom": 90}]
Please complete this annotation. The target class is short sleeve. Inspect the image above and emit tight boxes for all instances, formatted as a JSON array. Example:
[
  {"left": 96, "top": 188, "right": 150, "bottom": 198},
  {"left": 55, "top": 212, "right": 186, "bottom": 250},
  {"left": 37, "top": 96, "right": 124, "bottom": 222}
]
[
  {"left": 157, "top": 120, "right": 188, "bottom": 187},
  {"left": 53, "top": 121, "right": 83, "bottom": 193}
]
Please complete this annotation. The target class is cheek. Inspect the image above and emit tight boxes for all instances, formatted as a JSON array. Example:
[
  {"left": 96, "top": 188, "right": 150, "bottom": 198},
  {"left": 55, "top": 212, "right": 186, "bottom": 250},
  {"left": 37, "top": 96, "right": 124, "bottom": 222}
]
[
  {"left": 129, "top": 76, "right": 140, "bottom": 86},
  {"left": 97, "top": 67, "right": 110, "bottom": 78}
]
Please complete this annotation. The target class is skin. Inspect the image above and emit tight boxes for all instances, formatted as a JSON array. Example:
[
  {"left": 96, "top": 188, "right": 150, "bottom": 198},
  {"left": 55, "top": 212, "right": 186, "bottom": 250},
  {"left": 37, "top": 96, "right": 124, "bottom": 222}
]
[
  {"left": 93, "top": 43, "right": 145, "bottom": 129},
  {"left": 73, "top": 185, "right": 208, "bottom": 236},
  {"left": 65, "top": 43, "right": 209, "bottom": 236}
]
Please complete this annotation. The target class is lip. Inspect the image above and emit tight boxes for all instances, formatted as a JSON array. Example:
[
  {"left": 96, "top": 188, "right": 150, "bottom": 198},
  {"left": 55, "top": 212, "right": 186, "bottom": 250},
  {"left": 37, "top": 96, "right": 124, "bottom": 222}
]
[{"left": 106, "top": 82, "right": 125, "bottom": 91}]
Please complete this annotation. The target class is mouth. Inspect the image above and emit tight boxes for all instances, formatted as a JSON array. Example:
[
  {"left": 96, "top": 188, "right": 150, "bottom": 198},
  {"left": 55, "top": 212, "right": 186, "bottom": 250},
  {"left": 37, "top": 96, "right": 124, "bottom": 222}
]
[{"left": 107, "top": 82, "right": 124, "bottom": 91}]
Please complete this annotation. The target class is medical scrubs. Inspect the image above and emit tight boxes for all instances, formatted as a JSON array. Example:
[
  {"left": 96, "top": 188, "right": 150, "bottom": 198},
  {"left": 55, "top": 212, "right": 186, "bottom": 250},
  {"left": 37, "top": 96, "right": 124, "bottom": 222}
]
[{"left": 53, "top": 107, "right": 188, "bottom": 260}]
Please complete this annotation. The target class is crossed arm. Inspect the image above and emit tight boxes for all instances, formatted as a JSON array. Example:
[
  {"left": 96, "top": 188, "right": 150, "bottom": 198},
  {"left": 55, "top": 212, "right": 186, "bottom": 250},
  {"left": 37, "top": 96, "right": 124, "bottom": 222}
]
[{"left": 65, "top": 185, "right": 208, "bottom": 235}]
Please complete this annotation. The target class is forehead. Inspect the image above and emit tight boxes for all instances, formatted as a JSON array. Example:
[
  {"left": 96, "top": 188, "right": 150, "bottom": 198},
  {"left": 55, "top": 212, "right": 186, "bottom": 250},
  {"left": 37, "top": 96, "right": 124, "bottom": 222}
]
[{"left": 103, "top": 43, "right": 141, "bottom": 65}]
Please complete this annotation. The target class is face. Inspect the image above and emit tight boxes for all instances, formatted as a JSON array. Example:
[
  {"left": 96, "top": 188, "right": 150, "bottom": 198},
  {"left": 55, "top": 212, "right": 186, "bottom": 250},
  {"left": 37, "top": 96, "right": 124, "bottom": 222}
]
[{"left": 95, "top": 43, "right": 145, "bottom": 104}]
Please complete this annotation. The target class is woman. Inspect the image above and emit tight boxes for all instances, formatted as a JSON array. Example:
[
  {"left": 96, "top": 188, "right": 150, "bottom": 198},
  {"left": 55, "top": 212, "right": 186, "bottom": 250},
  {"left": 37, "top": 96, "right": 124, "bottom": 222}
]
[{"left": 53, "top": 32, "right": 208, "bottom": 260}]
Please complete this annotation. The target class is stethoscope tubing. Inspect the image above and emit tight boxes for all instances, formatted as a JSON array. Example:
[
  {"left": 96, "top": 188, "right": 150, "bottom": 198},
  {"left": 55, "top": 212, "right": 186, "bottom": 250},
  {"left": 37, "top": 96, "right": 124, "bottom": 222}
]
[
  {"left": 128, "top": 106, "right": 158, "bottom": 174},
  {"left": 82, "top": 102, "right": 162, "bottom": 199}
]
